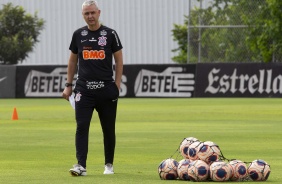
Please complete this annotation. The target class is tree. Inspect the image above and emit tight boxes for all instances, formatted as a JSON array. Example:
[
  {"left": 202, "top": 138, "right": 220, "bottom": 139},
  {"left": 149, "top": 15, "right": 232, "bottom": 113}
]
[
  {"left": 245, "top": 0, "right": 282, "bottom": 62},
  {"left": 171, "top": 16, "right": 189, "bottom": 64},
  {"left": 171, "top": 10, "right": 216, "bottom": 63},
  {"left": 0, "top": 3, "right": 45, "bottom": 64},
  {"left": 172, "top": 0, "right": 282, "bottom": 63}
]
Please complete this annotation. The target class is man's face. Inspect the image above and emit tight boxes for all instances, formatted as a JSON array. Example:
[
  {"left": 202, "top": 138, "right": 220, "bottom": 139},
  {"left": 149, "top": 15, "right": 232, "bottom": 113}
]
[{"left": 82, "top": 4, "right": 100, "bottom": 27}]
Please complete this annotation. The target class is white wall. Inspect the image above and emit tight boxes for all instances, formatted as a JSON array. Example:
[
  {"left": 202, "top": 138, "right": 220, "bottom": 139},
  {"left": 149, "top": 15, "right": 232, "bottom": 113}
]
[{"left": 1, "top": 0, "right": 190, "bottom": 65}]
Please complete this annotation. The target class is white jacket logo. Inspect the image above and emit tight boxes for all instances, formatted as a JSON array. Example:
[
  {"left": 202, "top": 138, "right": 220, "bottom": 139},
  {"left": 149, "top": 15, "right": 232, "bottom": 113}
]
[
  {"left": 134, "top": 67, "right": 195, "bottom": 97},
  {"left": 205, "top": 68, "right": 282, "bottom": 94}
]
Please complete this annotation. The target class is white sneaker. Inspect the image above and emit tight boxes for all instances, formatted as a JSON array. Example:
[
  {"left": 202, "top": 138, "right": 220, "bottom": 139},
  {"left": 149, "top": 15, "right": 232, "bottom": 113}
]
[
  {"left": 69, "top": 164, "right": 87, "bottom": 176},
  {"left": 103, "top": 163, "right": 114, "bottom": 174}
]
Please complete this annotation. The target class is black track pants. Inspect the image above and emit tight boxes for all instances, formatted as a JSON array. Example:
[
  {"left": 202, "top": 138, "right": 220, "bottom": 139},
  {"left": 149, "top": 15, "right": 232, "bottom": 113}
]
[{"left": 74, "top": 83, "right": 119, "bottom": 168}]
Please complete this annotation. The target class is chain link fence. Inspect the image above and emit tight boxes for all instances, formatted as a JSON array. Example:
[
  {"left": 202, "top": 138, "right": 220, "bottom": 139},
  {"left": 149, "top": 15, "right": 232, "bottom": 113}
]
[{"left": 187, "top": 0, "right": 273, "bottom": 63}]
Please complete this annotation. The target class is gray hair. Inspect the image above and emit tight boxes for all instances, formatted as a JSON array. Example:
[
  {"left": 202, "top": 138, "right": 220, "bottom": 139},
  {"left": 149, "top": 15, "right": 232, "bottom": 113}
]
[{"left": 82, "top": 0, "right": 100, "bottom": 10}]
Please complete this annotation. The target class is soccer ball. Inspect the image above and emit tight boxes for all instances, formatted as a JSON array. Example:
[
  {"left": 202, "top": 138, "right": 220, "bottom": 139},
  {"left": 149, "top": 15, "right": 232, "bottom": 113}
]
[
  {"left": 158, "top": 158, "right": 179, "bottom": 180},
  {"left": 248, "top": 159, "right": 271, "bottom": 181},
  {"left": 197, "top": 141, "right": 221, "bottom": 164},
  {"left": 229, "top": 160, "right": 248, "bottom": 181},
  {"left": 177, "top": 159, "right": 191, "bottom": 180},
  {"left": 210, "top": 161, "right": 231, "bottom": 182},
  {"left": 179, "top": 137, "right": 199, "bottom": 159},
  {"left": 187, "top": 160, "right": 209, "bottom": 181},
  {"left": 187, "top": 141, "right": 202, "bottom": 160}
]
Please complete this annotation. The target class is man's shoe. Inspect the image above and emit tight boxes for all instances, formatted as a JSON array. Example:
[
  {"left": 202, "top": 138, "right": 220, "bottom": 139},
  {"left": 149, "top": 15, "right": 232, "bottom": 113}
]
[
  {"left": 103, "top": 163, "right": 114, "bottom": 174},
  {"left": 69, "top": 164, "right": 87, "bottom": 176}
]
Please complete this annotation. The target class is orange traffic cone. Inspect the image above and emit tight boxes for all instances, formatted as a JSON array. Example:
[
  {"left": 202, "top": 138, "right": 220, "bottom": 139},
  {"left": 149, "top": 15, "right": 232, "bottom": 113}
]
[{"left": 12, "top": 107, "right": 18, "bottom": 120}]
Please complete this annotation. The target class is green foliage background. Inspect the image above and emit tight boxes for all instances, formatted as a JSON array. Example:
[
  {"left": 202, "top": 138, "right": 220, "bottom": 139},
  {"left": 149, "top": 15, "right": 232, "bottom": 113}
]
[
  {"left": 0, "top": 3, "right": 45, "bottom": 64},
  {"left": 172, "top": 0, "right": 282, "bottom": 63}
]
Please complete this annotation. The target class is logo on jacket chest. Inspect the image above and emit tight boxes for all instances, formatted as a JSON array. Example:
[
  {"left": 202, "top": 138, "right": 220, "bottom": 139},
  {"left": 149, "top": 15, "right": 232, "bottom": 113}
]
[{"left": 98, "top": 36, "right": 107, "bottom": 46}]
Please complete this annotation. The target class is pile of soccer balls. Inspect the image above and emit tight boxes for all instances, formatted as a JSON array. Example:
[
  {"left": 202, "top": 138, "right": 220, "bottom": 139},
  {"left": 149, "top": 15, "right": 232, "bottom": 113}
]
[{"left": 158, "top": 137, "right": 271, "bottom": 182}]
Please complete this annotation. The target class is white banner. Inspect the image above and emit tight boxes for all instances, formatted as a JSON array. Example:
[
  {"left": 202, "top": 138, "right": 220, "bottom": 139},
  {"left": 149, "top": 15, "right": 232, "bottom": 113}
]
[{"left": 134, "top": 67, "right": 195, "bottom": 97}]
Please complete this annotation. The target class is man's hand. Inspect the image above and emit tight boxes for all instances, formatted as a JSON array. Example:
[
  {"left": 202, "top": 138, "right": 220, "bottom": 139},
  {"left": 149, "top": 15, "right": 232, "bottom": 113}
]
[{"left": 62, "top": 87, "right": 73, "bottom": 101}]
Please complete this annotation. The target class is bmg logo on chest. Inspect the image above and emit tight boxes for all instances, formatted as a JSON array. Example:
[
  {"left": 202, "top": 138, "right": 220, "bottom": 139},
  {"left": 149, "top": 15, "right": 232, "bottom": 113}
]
[{"left": 83, "top": 50, "right": 105, "bottom": 60}]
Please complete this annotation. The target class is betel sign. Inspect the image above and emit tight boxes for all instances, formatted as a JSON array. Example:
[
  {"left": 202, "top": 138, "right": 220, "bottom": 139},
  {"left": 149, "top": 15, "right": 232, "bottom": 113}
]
[
  {"left": 134, "top": 67, "right": 195, "bottom": 97},
  {"left": 24, "top": 68, "right": 71, "bottom": 97},
  {"left": 24, "top": 67, "right": 127, "bottom": 97},
  {"left": 205, "top": 68, "right": 282, "bottom": 94}
]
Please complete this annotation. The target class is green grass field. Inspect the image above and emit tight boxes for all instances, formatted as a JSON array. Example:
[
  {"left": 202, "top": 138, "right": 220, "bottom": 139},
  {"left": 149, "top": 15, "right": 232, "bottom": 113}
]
[{"left": 0, "top": 98, "right": 281, "bottom": 183}]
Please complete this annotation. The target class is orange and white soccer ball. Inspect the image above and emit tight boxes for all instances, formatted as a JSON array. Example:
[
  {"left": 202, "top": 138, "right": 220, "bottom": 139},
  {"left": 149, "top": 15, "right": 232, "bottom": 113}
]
[
  {"left": 187, "top": 141, "right": 202, "bottom": 160},
  {"left": 197, "top": 141, "right": 221, "bottom": 165},
  {"left": 158, "top": 158, "right": 179, "bottom": 180},
  {"left": 179, "top": 137, "right": 199, "bottom": 159},
  {"left": 210, "top": 161, "right": 232, "bottom": 182},
  {"left": 248, "top": 159, "right": 271, "bottom": 181},
  {"left": 187, "top": 160, "right": 209, "bottom": 181},
  {"left": 177, "top": 159, "right": 191, "bottom": 180},
  {"left": 229, "top": 160, "right": 248, "bottom": 181}
]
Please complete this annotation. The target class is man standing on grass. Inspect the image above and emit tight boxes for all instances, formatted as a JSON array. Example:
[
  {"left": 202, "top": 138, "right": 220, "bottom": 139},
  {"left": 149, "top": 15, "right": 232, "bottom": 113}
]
[{"left": 62, "top": 0, "right": 123, "bottom": 176}]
